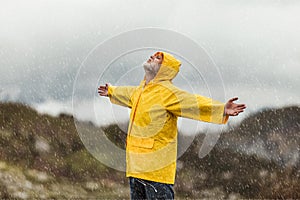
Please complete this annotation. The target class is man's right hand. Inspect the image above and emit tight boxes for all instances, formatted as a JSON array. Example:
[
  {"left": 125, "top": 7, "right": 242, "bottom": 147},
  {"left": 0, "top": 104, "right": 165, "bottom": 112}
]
[{"left": 98, "top": 83, "right": 109, "bottom": 97}]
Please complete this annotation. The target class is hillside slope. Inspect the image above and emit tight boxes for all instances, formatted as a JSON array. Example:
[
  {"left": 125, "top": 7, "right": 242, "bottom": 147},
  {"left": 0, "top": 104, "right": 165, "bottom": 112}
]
[{"left": 0, "top": 102, "right": 299, "bottom": 199}]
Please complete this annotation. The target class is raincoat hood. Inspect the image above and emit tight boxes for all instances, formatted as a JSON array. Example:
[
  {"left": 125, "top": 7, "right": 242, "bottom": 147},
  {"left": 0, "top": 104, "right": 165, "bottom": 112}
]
[{"left": 153, "top": 51, "right": 181, "bottom": 82}]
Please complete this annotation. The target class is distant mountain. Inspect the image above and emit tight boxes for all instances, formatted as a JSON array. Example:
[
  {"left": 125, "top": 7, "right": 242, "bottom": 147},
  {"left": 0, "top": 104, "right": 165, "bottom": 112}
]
[
  {"left": 176, "top": 105, "right": 300, "bottom": 198},
  {"left": 218, "top": 106, "right": 300, "bottom": 167},
  {"left": 0, "top": 102, "right": 299, "bottom": 199}
]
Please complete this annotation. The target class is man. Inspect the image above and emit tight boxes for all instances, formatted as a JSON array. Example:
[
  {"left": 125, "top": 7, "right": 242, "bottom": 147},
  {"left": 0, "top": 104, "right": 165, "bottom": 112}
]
[{"left": 98, "top": 51, "right": 246, "bottom": 199}]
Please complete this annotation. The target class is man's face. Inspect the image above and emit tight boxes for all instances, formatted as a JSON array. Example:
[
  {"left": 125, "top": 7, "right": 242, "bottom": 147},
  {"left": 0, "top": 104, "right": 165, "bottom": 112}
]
[{"left": 143, "top": 52, "right": 163, "bottom": 74}]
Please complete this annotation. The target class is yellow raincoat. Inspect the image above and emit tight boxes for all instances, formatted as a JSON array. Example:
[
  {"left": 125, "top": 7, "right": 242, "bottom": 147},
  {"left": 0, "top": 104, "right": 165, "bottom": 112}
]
[{"left": 107, "top": 52, "right": 229, "bottom": 184}]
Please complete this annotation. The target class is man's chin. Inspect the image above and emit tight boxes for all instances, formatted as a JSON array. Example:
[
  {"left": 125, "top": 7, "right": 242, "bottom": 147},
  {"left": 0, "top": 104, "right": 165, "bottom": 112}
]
[{"left": 143, "top": 62, "right": 152, "bottom": 71}]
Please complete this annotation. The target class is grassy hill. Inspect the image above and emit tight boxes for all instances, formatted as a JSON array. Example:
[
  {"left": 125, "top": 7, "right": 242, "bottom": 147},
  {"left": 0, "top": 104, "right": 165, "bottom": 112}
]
[
  {"left": 0, "top": 103, "right": 128, "bottom": 199},
  {"left": 0, "top": 102, "right": 299, "bottom": 199}
]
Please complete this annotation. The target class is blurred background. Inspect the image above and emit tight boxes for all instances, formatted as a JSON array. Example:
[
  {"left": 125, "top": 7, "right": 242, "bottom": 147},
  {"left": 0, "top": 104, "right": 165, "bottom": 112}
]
[{"left": 0, "top": 0, "right": 299, "bottom": 199}]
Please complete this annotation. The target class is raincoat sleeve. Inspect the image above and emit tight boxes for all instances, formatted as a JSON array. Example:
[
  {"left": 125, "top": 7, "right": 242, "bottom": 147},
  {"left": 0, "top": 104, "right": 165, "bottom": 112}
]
[
  {"left": 107, "top": 85, "right": 137, "bottom": 108},
  {"left": 164, "top": 86, "right": 229, "bottom": 124}
]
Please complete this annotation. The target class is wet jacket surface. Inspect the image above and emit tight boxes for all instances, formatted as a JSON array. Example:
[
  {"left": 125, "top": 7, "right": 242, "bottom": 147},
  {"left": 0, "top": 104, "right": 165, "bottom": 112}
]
[{"left": 107, "top": 52, "right": 228, "bottom": 184}]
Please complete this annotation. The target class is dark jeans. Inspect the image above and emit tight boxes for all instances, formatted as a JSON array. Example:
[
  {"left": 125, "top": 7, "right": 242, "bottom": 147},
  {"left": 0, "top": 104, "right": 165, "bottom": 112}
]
[{"left": 129, "top": 177, "right": 174, "bottom": 200}]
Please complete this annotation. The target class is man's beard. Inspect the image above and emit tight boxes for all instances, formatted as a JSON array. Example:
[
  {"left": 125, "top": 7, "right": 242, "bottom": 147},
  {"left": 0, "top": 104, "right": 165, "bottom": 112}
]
[{"left": 143, "top": 62, "right": 160, "bottom": 75}]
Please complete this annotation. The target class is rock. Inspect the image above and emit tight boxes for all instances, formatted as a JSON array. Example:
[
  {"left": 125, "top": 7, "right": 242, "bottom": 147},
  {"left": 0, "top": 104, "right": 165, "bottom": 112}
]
[
  {"left": 35, "top": 137, "right": 50, "bottom": 153},
  {"left": 26, "top": 169, "right": 51, "bottom": 183},
  {"left": 85, "top": 181, "right": 100, "bottom": 191}
]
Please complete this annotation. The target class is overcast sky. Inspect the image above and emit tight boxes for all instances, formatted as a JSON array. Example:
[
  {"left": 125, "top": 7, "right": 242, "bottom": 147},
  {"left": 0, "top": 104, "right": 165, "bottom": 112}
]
[{"left": 0, "top": 0, "right": 299, "bottom": 131}]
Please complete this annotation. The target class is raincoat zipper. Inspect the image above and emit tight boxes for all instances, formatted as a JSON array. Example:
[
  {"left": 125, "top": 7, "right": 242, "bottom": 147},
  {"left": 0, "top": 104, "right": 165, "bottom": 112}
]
[{"left": 127, "top": 84, "right": 146, "bottom": 143}]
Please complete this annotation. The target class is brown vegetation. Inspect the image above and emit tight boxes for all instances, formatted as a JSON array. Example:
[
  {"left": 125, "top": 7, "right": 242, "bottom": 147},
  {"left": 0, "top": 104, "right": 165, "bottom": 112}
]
[{"left": 0, "top": 102, "right": 299, "bottom": 199}]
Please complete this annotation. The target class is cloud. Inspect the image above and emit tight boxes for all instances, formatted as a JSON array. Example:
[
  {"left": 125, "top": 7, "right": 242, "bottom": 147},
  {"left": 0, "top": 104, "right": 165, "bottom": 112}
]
[
  {"left": 0, "top": 0, "right": 299, "bottom": 127},
  {"left": 34, "top": 99, "right": 73, "bottom": 117}
]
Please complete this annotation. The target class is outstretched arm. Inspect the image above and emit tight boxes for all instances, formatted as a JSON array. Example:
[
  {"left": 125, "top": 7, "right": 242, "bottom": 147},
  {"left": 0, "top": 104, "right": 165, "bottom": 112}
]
[
  {"left": 224, "top": 97, "right": 246, "bottom": 116},
  {"left": 163, "top": 84, "right": 246, "bottom": 124},
  {"left": 98, "top": 83, "right": 137, "bottom": 108},
  {"left": 163, "top": 84, "right": 228, "bottom": 124}
]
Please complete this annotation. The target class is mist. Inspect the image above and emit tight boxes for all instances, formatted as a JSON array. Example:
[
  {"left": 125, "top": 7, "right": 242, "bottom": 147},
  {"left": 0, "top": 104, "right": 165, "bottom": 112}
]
[{"left": 0, "top": 0, "right": 299, "bottom": 127}]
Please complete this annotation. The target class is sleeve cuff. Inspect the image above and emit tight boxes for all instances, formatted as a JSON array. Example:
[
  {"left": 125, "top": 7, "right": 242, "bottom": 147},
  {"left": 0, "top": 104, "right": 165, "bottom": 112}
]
[
  {"left": 107, "top": 85, "right": 115, "bottom": 97},
  {"left": 222, "top": 114, "right": 229, "bottom": 124}
]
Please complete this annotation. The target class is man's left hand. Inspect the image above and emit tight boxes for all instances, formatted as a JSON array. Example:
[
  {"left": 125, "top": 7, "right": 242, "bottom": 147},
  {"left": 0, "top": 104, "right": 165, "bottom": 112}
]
[{"left": 224, "top": 97, "right": 246, "bottom": 116}]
